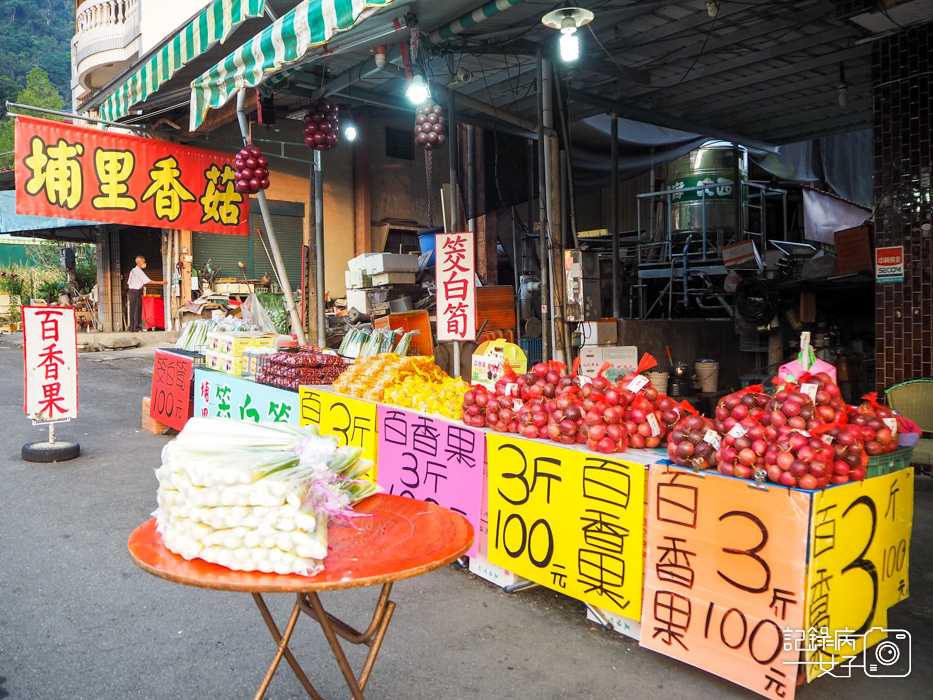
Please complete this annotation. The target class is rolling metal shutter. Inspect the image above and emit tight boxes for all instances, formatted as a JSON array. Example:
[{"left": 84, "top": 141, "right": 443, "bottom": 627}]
[{"left": 193, "top": 203, "right": 303, "bottom": 289}]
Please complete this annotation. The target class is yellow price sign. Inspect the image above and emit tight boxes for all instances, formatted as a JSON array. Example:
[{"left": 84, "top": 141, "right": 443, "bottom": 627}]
[
  {"left": 486, "top": 435, "right": 652, "bottom": 617},
  {"left": 299, "top": 387, "right": 378, "bottom": 481},
  {"left": 803, "top": 468, "right": 914, "bottom": 681}
]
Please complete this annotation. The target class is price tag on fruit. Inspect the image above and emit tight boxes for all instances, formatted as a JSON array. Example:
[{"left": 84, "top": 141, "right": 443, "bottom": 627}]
[{"left": 626, "top": 374, "right": 650, "bottom": 393}]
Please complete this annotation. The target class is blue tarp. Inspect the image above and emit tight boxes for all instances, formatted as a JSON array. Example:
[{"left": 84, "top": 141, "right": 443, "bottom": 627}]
[{"left": 0, "top": 190, "right": 103, "bottom": 235}]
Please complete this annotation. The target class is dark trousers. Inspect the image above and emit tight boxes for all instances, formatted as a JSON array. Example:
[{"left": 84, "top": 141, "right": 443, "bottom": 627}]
[{"left": 128, "top": 288, "right": 143, "bottom": 331}]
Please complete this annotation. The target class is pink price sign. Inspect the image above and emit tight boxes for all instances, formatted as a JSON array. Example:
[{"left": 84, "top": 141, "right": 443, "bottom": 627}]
[{"left": 375, "top": 405, "right": 485, "bottom": 557}]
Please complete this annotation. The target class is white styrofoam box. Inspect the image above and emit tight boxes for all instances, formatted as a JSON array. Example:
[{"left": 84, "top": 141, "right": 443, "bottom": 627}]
[
  {"left": 371, "top": 272, "right": 416, "bottom": 287},
  {"left": 578, "top": 345, "right": 638, "bottom": 382},
  {"left": 346, "top": 289, "right": 372, "bottom": 315},
  {"left": 344, "top": 270, "right": 372, "bottom": 289},
  {"left": 580, "top": 320, "right": 618, "bottom": 346},
  {"left": 347, "top": 253, "right": 378, "bottom": 272},
  {"left": 586, "top": 605, "right": 642, "bottom": 641},
  {"left": 722, "top": 239, "right": 762, "bottom": 269},
  {"left": 364, "top": 253, "right": 420, "bottom": 275}
]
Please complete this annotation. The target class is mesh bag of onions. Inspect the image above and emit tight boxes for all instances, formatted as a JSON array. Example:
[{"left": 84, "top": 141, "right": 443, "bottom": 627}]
[{"left": 667, "top": 411, "right": 722, "bottom": 470}]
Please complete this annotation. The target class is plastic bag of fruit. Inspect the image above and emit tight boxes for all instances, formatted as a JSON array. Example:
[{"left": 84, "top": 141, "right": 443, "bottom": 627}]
[{"left": 716, "top": 416, "right": 769, "bottom": 479}]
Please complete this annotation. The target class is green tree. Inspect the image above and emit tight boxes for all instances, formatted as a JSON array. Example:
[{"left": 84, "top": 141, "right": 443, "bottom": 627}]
[{"left": 0, "top": 68, "right": 64, "bottom": 169}]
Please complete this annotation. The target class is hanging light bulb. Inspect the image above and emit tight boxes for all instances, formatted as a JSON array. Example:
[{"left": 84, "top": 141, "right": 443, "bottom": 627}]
[
  {"left": 559, "top": 31, "right": 580, "bottom": 62},
  {"left": 406, "top": 74, "right": 430, "bottom": 105},
  {"left": 542, "top": 8, "right": 594, "bottom": 64},
  {"left": 344, "top": 121, "right": 358, "bottom": 141}
]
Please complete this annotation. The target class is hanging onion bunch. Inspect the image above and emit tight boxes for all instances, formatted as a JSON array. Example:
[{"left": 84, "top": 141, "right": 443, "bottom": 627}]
[
  {"left": 233, "top": 145, "right": 270, "bottom": 194},
  {"left": 303, "top": 99, "right": 340, "bottom": 151},
  {"left": 414, "top": 100, "right": 446, "bottom": 151}
]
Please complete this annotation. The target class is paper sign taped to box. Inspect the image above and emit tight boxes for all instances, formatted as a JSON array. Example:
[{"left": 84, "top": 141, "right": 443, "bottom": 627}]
[{"left": 471, "top": 339, "right": 527, "bottom": 389}]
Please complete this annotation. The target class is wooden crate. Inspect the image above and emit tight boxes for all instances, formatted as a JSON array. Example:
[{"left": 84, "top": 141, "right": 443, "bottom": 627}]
[{"left": 142, "top": 396, "right": 170, "bottom": 435}]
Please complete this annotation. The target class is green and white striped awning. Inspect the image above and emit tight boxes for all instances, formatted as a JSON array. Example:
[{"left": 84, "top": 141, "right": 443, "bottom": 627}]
[
  {"left": 98, "top": 0, "right": 268, "bottom": 122},
  {"left": 189, "top": 0, "right": 392, "bottom": 131}
]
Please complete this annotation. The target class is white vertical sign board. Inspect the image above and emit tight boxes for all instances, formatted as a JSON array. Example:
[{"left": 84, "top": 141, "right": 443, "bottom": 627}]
[
  {"left": 23, "top": 306, "right": 78, "bottom": 423},
  {"left": 435, "top": 232, "right": 477, "bottom": 342}
]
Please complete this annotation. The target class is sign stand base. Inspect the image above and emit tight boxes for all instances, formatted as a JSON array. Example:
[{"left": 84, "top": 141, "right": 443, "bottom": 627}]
[{"left": 22, "top": 423, "right": 80, "bottom": 463}]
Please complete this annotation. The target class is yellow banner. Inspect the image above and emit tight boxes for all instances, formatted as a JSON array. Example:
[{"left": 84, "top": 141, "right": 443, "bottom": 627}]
[
  {"left": 804, "top": 468, "right": 913, "bottom": 681},
  {"left": 299, "top": 387, "right": 378, "bottom": 481},
  {"left": 486, "top": 435, "right": 653, "bottom": 617}
]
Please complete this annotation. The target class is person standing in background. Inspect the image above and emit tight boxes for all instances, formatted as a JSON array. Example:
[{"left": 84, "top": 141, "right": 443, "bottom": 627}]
[{"left": 127, "top": 256, "right": 166, "bottom": 332}]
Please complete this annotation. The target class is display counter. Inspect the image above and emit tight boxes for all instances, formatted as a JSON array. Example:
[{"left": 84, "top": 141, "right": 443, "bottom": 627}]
[{"left": 170, "top": 365, "right": 913, "bottom": 699}]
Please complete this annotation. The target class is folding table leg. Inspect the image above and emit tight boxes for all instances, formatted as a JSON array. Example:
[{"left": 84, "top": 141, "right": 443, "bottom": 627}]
[
  {"left": 251, "top": 593, "right": 323, "bottom": 700},
  {"left": 300, "top": 585, "right": 396, "bottom": 699}
]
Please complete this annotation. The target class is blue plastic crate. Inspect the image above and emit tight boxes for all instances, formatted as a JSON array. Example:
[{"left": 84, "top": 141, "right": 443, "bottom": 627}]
[{"left": 520, "top": 337, "right": 542, "bottom": 366}]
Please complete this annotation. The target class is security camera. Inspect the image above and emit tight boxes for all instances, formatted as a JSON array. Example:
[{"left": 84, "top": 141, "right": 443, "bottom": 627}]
[{"left": 448, "top": 67, "right": 473, "bottom": 87}]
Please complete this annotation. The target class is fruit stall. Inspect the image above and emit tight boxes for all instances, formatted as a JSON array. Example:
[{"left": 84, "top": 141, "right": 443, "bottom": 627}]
[{"left": 162, "top": 325, "right": 915, "bottom": 699}]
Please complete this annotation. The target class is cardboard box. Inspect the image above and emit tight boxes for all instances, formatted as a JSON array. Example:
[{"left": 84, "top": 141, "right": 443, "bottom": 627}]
[
  {"left": 218, "top": 332, "right": 276, "bottom": 356},
  {"left": 722, "top": 240, "right": 763, "bottom": 269},
  {"left": 216, "top": 352, "right": 241, "bottom": 376},
  {"left": 142, "top": 396, "right": 170, "bottom": 435},
  {"left": 580, "top": 320, "right": 617, "bottom": 346},
  {"left": 471, "top": 340, "right": 527, "bottom": 389},
  {"left": 579, "top": 345, "right": 638, "bottom": 382},
  {"left": 371, "top": 272, "right": 416, "bottom": 287},
  {"left": 834, "top": 225, "right": 872, "bottom": 273}
]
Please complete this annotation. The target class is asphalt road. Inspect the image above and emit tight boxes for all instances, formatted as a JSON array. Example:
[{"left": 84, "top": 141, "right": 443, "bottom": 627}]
[{"left": 0, "top": 334, "right": 930, "bottom": 699}]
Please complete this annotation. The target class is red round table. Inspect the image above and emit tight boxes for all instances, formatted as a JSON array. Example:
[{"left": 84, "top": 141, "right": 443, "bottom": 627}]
[{"left": 129, "top": 494, "right": 474, "bottom": 699}]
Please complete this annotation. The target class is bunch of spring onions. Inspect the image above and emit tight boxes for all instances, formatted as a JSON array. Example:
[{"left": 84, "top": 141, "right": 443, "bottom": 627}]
[{"left": 154, "top": 418, "right": 378, "bottom": 576}]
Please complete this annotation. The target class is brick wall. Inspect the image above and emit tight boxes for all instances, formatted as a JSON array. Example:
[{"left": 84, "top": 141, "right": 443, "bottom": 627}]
[{"left": 872, "top": 22, "right": 933, "bottom": 391}]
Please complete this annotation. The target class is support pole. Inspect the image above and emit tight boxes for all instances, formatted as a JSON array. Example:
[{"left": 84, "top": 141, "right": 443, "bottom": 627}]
[
  {"left": 512, "top": 208, "right": 521, "bottom": 343},
  {"left": 732, "top": 143, "right": 744, "bottom": 244},
  {"left": 448, "top": 87, "right": 461, "bottom": 378},
  {"left": 537, "top": 52, "right": 550, "bottom": 362},
  {"left": 236, "top": 92, "right": 306, "bottom": 345},
  {"left": 314, "top": 150, "right": 326, "bottom": 347},
  {"left": 611, "top": 112, "right": 620, "bottom": 318}
]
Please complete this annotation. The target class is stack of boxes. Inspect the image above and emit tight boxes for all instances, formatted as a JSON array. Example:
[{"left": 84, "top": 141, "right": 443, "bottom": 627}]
[
  {"left": 204, "top": 331, "right": 277, "bottom": 377},
  {"left": 345, "top": 253, "right": 420, "bottom": 318},
  {"left": 577, "top": 320, "right": 639, "bottom": 382}
]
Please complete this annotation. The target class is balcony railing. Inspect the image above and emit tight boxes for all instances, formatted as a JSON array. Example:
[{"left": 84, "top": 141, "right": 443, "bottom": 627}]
[{"left": 73, "top": 0, "right": 141, "bottom": 95}]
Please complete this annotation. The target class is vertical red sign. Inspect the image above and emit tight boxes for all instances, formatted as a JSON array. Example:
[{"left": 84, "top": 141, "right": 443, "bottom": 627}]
[
  {"left": 150, "top": 349, "right": 193, "bottom": 430},
  {"left": 435, "top": 232, "right": 476, "bottom": 342}
]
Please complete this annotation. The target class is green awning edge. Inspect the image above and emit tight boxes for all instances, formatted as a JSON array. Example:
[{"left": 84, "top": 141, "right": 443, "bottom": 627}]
[
  {"left": 189, "top": 0, "right": 393, "bottom": 131},
  {"left": 97, "top": 0, "right": 267, "bottom": 122}
]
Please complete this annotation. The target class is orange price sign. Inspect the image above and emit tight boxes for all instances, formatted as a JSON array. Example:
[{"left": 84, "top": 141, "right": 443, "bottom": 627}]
[{"left": 640, "top": 465, "right": 811, "bottom": 699}]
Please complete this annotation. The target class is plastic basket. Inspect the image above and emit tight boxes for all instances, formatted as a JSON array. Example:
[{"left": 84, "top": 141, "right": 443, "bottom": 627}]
[{"left": 866, "top": 446, "right": 914, "bottom": 479}]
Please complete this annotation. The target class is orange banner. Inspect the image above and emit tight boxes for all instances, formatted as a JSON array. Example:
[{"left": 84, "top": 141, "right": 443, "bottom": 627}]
[
  {"left": 640, "top": 465, "right": 811, "bottom": 699},
  {"left": 14, "top": 116, "right": 248, "bottom": 235}
]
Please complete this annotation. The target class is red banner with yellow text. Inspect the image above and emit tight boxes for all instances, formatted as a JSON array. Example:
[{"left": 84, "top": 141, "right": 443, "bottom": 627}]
[{"left": 14, "top": 116, "right": 248, "bottom": 235}]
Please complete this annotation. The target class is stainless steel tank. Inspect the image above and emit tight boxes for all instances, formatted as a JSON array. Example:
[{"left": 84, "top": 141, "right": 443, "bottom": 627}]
[{"left": 668, "top": 141, "right": 748, "bottom": 234}]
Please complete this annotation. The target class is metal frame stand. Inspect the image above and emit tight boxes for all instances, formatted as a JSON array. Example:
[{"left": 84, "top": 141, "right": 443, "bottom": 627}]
[{"left": 251, "top": 584, "right": 396, "bottom": 700}]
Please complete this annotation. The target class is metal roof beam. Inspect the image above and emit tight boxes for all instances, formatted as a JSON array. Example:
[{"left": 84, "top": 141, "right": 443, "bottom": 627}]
[
  {"left": 746, "top": 97, "right": 872, "bottom": 140},
  {"left": 694, "top": 65, "right": 871, "bottom": 119},
  {"left": 611, "top": 0, "right": 773, "bottom": 47},
  {"left": 636, "top": 44, "right": 869, "bottom": 110},
  {"left": 631, "top": 25, "right": 858, "bottom": 101},
  {"left": 647, "top": 3, "right": 833, "bottom": 65}
]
